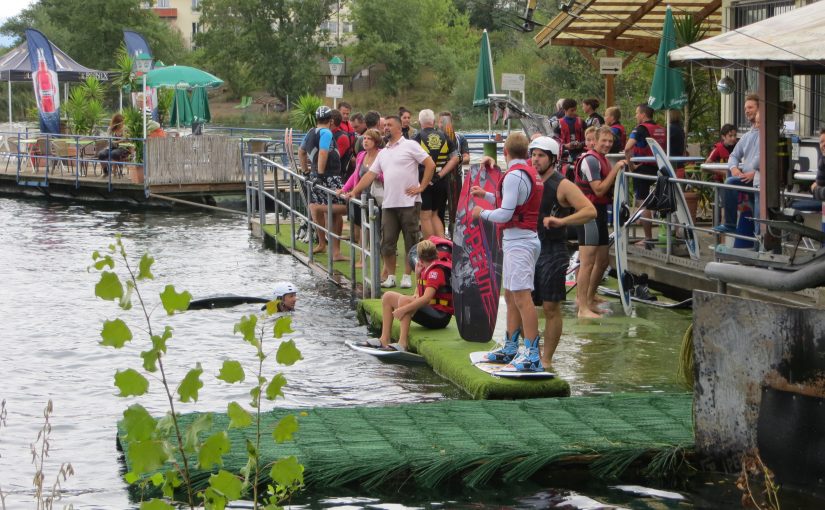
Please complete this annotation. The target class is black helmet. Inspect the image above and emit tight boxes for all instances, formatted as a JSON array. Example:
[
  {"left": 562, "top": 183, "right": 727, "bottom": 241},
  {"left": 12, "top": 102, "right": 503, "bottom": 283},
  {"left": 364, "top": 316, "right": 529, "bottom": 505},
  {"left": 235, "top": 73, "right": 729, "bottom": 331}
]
[{"left": 315, "top": 106, "right": 332, "bottom": 120}]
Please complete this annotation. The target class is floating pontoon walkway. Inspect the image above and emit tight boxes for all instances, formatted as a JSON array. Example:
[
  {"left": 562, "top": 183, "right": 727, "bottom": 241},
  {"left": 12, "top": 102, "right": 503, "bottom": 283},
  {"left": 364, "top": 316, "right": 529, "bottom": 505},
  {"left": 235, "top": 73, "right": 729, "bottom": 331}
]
[{"left": 119, "top": 393, "right": 693, "bottom": 497}]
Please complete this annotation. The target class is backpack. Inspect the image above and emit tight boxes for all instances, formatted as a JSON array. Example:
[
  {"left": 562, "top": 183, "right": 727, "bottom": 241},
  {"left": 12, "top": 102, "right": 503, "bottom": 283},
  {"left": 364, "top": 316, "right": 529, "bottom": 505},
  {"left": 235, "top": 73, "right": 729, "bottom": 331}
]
[
  {"left": 649, "top": 173, "right": 677, "bottom": 216},
  {"left": 334, "top": 128, "right": 356, "bottom": 180}
]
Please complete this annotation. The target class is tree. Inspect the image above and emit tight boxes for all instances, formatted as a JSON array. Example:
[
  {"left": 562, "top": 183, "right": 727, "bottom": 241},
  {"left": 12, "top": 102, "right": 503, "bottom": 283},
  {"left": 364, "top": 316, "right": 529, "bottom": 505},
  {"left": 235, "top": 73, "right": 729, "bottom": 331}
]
[
  {"left": 196, "top": 0, "right": 333, "bottom": 102},
  {"left": 0, "top": 0, "right": 187, "bottom": 71}
]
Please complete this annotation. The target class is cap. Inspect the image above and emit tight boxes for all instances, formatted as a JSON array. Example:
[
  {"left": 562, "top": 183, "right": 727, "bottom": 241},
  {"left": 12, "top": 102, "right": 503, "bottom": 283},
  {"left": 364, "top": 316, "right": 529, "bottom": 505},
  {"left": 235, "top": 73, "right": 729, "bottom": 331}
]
[
  {"left": 315, "top": 106, "right": 332, "bottom": 121},
  {"left": 273, "top": 281, "right": 297, "bottom": 298},
  {"left": 147, "top": 120, "right": 161, "bottom": 133},
  {"left": 528, "top": 136, "right": 560, "bottom": 157}
]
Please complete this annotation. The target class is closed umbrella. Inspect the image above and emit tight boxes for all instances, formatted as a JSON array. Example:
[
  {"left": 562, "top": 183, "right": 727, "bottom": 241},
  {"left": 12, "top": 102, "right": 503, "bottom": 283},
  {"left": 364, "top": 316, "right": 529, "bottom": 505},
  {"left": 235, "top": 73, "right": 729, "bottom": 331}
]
[
  {"left": 191, "top": 86, "right": 211, "bottom": 123},
  {"left": 473, "top": 29, "right": 496, "bottom": 135},
  {"left": 648, "top": 6, "right": 687, "bottom": 155},
  {"left": 170, "top": 88, "right": 194, "bottom": 127}
]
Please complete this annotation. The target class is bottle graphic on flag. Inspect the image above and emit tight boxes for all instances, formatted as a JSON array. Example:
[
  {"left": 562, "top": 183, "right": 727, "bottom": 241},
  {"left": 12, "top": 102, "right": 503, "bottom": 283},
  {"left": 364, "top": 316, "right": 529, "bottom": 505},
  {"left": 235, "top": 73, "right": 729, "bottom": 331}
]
[{"left": 34, "top": 48, "right": 58, "bottom": 114}]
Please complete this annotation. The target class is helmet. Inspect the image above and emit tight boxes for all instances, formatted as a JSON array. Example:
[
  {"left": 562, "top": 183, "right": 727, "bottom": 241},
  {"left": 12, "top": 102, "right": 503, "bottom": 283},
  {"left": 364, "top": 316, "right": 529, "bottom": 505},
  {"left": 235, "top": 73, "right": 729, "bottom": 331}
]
[
  {"left": 528, "top": 136, "right": 560, "bottom": 157},
  {"left": 315, "top": 106, "right": 333, "bottom": 120},
  {"left": 273, "top": 281, "right": 298, "bottom": 298}
]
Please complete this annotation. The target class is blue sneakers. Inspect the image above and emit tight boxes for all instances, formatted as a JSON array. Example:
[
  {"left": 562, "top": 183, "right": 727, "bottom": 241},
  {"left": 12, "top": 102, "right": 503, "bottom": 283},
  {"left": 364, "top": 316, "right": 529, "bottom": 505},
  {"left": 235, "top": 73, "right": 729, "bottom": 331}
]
[
  {"left": 486, "top": 329, "right": 521, "bottom": 363},
  {"left": 712, "top": 224, "right": 736, "bottom": 234},
  {"left": 509, "top": 336, "right": 544, "bottom": 372}
]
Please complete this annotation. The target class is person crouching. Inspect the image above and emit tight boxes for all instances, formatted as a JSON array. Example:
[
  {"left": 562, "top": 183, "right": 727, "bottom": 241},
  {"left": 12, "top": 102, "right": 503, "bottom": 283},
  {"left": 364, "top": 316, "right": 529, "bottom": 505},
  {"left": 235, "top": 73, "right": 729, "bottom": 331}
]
[{"left": 375, "top": 239, "right": 453, "bottom": 351}]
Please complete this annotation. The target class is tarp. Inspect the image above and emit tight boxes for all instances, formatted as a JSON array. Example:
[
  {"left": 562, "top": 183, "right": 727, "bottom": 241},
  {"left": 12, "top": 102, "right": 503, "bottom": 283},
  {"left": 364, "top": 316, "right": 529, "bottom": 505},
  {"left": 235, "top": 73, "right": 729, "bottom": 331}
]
[
  {"left": 0, "top": 40, "right": 108, "bottom": 82},
  {"left": 669, "top": 1, "right": 825, "bottom": 71}
]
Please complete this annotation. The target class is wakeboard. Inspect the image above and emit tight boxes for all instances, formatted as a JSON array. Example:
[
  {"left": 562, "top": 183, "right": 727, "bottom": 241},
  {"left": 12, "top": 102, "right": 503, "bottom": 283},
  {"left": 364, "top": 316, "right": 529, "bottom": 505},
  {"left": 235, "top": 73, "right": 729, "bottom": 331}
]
[
  {"left": 188, "top": 295, "right": 270, "bottom": 310},
  {"left": 612, "top": 166, "right": 633, "bottom": 316},
  {"left": 452, "top": 163, "right": 504, "bottom": 342},
  {"left": 597, "top": 286, "right": 693, "bottom": 310},
  {"left": 345, "top": 340, "right": 426, "bottom": 364},
  {"left": 469, "top": 351, "right": 555, "bottom": 379}
]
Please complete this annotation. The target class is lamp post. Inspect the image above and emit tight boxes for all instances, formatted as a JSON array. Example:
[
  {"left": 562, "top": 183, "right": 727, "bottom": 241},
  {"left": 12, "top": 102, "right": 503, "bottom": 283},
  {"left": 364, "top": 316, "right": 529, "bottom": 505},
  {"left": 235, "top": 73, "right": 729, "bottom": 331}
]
[
  {"left": 328, "top": 56, "right": 344, "bottom": 109},
  {"left": 134, "top": 53, "right": 153, "bottom": 140}
]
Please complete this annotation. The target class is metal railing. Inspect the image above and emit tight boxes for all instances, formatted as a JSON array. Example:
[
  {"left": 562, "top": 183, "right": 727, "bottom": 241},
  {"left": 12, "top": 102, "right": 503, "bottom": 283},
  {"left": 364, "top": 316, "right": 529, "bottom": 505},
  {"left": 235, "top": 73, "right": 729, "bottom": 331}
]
[{"left": 243, "top": 153, "right": 382, "bottom": 298}]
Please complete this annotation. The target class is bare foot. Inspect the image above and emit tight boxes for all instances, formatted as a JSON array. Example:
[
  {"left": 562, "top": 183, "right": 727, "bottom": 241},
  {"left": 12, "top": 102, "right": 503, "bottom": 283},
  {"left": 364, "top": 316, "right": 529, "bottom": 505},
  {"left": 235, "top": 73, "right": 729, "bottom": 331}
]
[
  {"left": 593, "top": 295, "right": 607, "bottom": 304},
  {"left": 578, "top": 308, "right": 602, "bottom": 318},
  {"left": 332, "top": 254, "right": 349, "bottom": 262},
  {"left": 312, "top": 244, "right": 326, "bottom": 254}
]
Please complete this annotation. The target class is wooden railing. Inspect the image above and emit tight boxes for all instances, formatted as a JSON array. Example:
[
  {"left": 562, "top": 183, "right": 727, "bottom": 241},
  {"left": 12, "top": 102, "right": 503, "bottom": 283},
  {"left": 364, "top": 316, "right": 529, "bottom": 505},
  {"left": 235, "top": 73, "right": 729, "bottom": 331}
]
[{"left": 145, "top": 135, "right": 242, "bottom": 185}]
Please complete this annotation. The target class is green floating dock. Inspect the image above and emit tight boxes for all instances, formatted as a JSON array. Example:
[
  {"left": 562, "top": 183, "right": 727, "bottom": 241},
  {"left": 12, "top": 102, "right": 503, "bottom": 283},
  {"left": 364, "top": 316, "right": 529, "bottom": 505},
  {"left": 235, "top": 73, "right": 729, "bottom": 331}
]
[
  {"left": 357, "top": 299, "right": 570, "bottom": 399},
  {"left": 119, "top": 393, "right": 694, "bottom": 497}
]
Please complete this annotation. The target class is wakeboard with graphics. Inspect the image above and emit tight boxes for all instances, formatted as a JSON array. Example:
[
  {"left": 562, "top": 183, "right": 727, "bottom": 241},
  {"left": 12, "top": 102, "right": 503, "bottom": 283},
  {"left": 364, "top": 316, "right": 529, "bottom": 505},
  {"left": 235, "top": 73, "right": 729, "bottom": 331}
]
[{"left": 451, "top": 163, "right": 503, "bottom": 342}]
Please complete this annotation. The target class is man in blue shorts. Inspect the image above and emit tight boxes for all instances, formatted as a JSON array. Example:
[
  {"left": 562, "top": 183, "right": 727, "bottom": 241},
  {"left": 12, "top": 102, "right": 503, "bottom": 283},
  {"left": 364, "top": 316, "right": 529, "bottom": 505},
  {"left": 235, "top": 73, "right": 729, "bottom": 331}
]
[{"left": 624, "top": 103, "right": 666, "bottom": 245}]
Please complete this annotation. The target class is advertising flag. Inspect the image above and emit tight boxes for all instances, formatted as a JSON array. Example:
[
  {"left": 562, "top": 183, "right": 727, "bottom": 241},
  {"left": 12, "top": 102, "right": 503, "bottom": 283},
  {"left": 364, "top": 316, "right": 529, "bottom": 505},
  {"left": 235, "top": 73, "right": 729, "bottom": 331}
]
[
  {"left": 25, "top": 29, "right": 60, "bottom": 134},
  {"left": 123, "top": 30, "right": 157, "bottom": 120}
]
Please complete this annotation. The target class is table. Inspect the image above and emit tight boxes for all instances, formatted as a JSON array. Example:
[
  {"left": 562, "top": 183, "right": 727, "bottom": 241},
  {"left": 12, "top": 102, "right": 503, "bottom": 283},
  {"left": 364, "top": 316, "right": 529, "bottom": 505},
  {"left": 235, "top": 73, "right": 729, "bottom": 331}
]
[
  {"left": 700, "top": 163, "right": 729, "bottom": 178},
  {"left": 630, "top": 156, "right": 706, "bottom": 164},
  {"left": 794, "top": 171, "right": 816, "bottom": 182}
]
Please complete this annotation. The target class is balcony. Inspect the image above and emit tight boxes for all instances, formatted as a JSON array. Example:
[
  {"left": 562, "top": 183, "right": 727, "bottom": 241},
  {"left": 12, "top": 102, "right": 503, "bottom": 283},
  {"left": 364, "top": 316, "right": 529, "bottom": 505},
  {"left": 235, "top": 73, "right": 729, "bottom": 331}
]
[{"left": 153, "top": 7, "right": 177, "bottom": 19}]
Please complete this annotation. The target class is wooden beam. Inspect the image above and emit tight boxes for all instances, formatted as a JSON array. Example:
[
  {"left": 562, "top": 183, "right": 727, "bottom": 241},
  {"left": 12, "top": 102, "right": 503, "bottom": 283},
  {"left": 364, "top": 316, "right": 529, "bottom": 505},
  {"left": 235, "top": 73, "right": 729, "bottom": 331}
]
[
  {"left": 551, "top": 36, "right": 660, "bottom": 54},
  {"left": 606, "top": 0, "right": 659, "bottom": 41},
  {"left": 577, "top": 48, "right": 600, "bottom": 70}
]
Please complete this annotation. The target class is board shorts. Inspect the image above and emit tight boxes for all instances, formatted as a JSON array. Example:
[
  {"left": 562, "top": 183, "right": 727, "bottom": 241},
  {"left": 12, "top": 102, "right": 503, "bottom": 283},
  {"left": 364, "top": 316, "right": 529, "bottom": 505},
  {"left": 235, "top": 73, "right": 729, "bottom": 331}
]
[
  {"left": 576, "top": 204, "right": 609, "bottom": 246},
  {"left": 412, "top": 305, "right": 451, "bottom": 329},
  {"left": 633, "top": 164, "right": 658, "bottom": 200},
  {"left": 381, "top": 204, "right": 421, "bottom": 257},
  {"left": 421, "top": 178, "right": 449, "bottom": 212},
  {"left": 532, "top": 241, "right": 570, "bottom": 305},
  {"left": 309, "top": 174, "right": 345, "bottom": 205},
  {"left": 502, "top": 235, "right": 541, "bottom": 292}
]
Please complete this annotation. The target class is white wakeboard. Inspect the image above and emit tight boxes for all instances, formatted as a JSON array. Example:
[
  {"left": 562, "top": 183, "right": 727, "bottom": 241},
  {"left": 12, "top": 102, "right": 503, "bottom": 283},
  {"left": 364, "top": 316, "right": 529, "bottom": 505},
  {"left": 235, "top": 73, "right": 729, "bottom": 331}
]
[
  {"left": 469, "top": 351, "right": 555, "bottom": 379},
  {"left": 612, "top": 166, "right": 633, "bottom": 316},
  {"left": 345, "top": 340, "right": 426, "bottom": 364}
]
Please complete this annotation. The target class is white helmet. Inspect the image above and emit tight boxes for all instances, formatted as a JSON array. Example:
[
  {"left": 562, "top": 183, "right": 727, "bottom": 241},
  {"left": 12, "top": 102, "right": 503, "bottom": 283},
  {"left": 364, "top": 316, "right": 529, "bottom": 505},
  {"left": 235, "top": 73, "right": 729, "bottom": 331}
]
[
  {"left": 273, "top": 281, "right": 298, "bottom": 298},
  {"left": 528, "top": 136, "right": 560, "bottom": 157}
]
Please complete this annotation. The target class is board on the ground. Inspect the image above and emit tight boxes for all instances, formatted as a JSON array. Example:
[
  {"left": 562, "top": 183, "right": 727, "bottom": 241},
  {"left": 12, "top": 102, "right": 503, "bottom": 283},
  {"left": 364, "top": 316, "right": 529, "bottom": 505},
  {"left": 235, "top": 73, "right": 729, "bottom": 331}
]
[
  {"left": 612, "top": 167, "right": 633, "bottom": 316},
  {"left": 345, "top": 340, "right": 426, "bottom": 364},
  {"left": 452, "top": 163, "right": 504, "bottom": 342},
  {"left": 597, "top": 286, "right": 692, "bottom": 310},
  {"left": 469, "top": 351, "right": 555, "bottom": 379},
  {"left": 188, "top": 295, "right": 270, "bottom": 310}
]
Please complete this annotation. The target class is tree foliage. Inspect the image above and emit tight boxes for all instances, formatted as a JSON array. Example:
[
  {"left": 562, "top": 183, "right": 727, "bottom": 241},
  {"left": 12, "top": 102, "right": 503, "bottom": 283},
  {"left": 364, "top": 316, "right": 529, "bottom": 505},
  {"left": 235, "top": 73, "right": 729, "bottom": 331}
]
[{"left": 196, "top": 0, "right": 333, "bottom": 101}]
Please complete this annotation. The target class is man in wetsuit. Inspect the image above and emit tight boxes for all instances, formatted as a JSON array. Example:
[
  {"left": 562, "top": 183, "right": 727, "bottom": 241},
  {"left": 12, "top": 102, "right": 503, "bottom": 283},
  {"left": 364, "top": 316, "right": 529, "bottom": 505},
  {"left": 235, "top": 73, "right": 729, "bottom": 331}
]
[
  {"left": 470, "top": 132, "right": 545, "bottom": 372},
  {"left": 529, "top": 137, "right": 595, "bottom": 366},
  {"left": 415, "top": 109, "right": 459, "bottom": 239},
  {"left": 624, "top": 103, "right": 666, "bottom": 245}
]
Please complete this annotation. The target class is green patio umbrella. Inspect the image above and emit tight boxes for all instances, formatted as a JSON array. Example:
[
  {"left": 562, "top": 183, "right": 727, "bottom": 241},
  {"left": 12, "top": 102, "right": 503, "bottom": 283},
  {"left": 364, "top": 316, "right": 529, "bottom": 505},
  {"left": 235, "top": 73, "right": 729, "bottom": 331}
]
[
  {"left": 648, "top": 6, "right": 687, "bottom": 155},
  {"left": 142, "top": 65, "right": 223, "bottom": 136},
  {"left": 473, "top": 29, "right": 496, "bottom": 135},
  {"left": 170, "top": 88, "right": 194, "bottom": 127},
  {"left": 191, "top": 86, "right": 211, "bottom": 123}
]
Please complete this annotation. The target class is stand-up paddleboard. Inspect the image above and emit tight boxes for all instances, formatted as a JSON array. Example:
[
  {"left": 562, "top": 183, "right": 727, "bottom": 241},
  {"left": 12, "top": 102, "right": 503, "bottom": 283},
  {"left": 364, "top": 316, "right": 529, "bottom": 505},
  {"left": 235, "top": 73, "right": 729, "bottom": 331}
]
[
  {"left": 345, "top": 340, "right": 426, "bottom": 364},
  {"left": 452, "top": 163, "right": 504, "bottom": 342},
  {"left": 469, "top": 352, "right": 555, "bottom": 379},
  {"left": 596, "top": 286, "right": 693, "bottom": 309},
  {"left": 648, "top": 138, "right": 700, "bottom": 260},
  {"left": 188, "top": 295, "right": 271, "bottom": 310},
  {"left": 612, "top": 167, "right": 633, "bottom": 316}
]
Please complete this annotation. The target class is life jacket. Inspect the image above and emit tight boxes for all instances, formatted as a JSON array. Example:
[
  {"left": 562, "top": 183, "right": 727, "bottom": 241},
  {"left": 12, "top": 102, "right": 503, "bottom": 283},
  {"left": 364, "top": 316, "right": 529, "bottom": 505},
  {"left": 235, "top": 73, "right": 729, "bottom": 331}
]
[
  {"left": 417, "top": 259, "right": 453, "bottom": 314},
  {"left": 558, "top": 116, "right": 584, "bottom": 146},
  {"left": 333, "top": 127, "right": 355, "bottom": 178},
  {"left": 709, "top": 141, "right": 732, "bottom": 163},
  {"left": 416, "top": 128, "right": 452, "bottom": 178},
  {"left": 632, "top": 121, "right": 667, "bottom": 158},
  {"left": 574, "top": 149, "right": 612, "bottom": 205},
  {"left": 427, "top": 235, "right": 453, "bottom": 263},
  {"left": 610, "top": 122, "right": 627, "bottom": 153},
  {"left": 308, "top": 127, "right": 341, "bottom": 176},
  {"left": 496, "top": 162, "right": 543, "bottom": 231}
]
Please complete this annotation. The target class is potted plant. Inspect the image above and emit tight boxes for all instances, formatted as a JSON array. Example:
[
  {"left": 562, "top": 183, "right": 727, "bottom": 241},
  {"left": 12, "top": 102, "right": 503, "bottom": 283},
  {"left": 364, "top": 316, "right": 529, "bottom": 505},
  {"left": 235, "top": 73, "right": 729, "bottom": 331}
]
[{"left": 122, "top": 107, "right": 145, "bottom": 183}]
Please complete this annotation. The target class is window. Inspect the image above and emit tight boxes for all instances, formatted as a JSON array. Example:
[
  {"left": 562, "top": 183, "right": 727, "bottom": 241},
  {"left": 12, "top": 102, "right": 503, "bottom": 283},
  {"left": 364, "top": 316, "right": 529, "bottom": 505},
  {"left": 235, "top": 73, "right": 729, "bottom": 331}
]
[
  {"left": 192, "top": 0, "right": 200, "bottom": 8},
  {"left": 156, "top": 0, "right": 170, "bottom": 7}
]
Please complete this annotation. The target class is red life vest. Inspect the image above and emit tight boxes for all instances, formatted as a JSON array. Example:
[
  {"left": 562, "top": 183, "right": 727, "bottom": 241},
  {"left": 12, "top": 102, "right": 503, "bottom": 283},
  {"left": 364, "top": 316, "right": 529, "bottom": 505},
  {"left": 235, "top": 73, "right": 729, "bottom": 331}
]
[
  {"left": 417, "top": 259, "right": 453, "bottom": 314},
  {"left": 558, "top": 116, "right": 584, "bottom": 146},
  {"left": 709, "top": 141, "right": 732, "bottom": 163},
  {"left": 574, "top": 149, "right": 612, "bottom": 205},
  {"left": 610, "top": 122, "right": 627, "bottom": 150},
  {"left": 632, "top": 121, "right": 667, "bottom": 158},
  {"left": 496, "top": 162, "right": 543, "bottom": 231}
]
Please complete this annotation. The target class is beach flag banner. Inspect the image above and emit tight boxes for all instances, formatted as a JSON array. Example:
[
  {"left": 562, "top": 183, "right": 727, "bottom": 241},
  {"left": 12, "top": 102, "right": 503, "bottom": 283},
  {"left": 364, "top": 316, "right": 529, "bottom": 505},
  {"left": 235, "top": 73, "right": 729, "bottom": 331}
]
[
  {"left": 25, "top": 29, "right": 60, "bottom": 134},
  {"left": 124, "top": 30, "right": 158, "bottom": 120}
]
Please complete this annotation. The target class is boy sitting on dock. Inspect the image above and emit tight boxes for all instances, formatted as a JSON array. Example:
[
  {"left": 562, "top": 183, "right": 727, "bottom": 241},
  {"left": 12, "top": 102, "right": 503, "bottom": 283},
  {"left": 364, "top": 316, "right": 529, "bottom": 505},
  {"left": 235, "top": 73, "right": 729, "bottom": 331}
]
[{"left": 369, "top": 238, "right": 453, "bottom": 352}]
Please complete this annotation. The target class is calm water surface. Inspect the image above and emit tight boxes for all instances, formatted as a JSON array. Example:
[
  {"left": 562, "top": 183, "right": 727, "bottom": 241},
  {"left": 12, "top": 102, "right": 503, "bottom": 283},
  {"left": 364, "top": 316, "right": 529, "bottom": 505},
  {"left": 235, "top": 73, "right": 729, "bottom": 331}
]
[{"left": 0, "top": 197, "right": 741, "bottom": 509}]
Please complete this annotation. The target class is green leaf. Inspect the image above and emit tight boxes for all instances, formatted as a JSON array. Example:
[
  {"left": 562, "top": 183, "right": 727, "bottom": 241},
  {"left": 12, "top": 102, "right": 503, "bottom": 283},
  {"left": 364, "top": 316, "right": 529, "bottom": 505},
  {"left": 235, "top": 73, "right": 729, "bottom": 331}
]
[
  {"left": 95, "top": 271, "right": 124, "bottom": 301},
  {"left": 233, "top": 314, "right": 258, "bottom": 344},
  {"left": 217, "top": 360, "right": 245, "bottom": 384},
  {"left": 201, "top": 486, "right": 228, "bottom": 510},
  {"left": 156, "top": 412, "right": 175, "bottom": 437},
  {"left": 227, "top": 401, "right": 252, "bottom": 429},
  {"left": 93, "top": 254, "right": 115, "bottom": 271},
  {"left": 128, "top": 439, "right": 168, "bottom": 474},
  {"left": 209, "top": 470, "right": 243, "bottom": 500},
  {"left": 177, "top": 363, "right": 204, "bottom": 403},
  {"left": 124, "top": 471, "right": 139, "bottom": 484},
  {"left": 149, "top": 472, "right": 164, "bottom": 486},
  {"left": 115, "top": 369, "right": 149, "bottom": 397},
  {"left": 122, "top": 404, "right": 156, "bottom": 442},
  {"left": 273, "top": 414, "right": 298, "bottom": 443},
  {"left": 100, "top": 319, "right": 133, "bottom": 348},
  {"left": 119, "top": 280, "right": 134, "bottom": 310},
  {"left": 249, "top": 386, "right": 261, "bottom": 408},
  {"left": 159, "top": 285, "right": 191, "bottom": 315},
  {"left": 265, "top": 373, "right": 287, "bottom": 401},
  {"left": 269, "top": 455, "right": 304, "bottom": 488},
  {"left": 198, "top": 431, "right": 230, "bottom": 470},
  {"left": 273, "top": 315, "right": 294, "bottom": 339},
  {"left": 161, "top": 469, "right": 182, "bottom": 497},
  {"left": 152, "top": 326, "right": 173, "bottom": 353},
  {"left": 183, "top": 413, "right": 213, "bottom": 453},
  {"left": 275, "top": 340, "right": 302, "bottom": 366},
  {"left": 140, "top": 499, "right": 174, "bottom": 510},
  {"left": 138, "top": 253, "right": 155, "bottom": 280},
  {"left": 141, "top": 348, "right": 159, "bottom": 373}
]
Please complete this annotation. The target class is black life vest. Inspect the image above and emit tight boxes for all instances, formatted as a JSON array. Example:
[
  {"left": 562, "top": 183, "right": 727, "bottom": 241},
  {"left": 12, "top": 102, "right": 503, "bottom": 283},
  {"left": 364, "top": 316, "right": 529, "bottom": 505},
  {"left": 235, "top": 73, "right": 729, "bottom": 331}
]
[{"left": 308, "top": 127, "right": 341, "bottom": 176}]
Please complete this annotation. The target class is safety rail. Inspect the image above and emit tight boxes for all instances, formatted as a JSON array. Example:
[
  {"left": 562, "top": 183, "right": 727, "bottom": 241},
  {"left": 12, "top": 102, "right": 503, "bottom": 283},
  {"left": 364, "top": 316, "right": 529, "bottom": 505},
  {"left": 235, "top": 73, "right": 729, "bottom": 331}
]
[{"left": 243, "top": 153, "right": 382, "bottom": 298}]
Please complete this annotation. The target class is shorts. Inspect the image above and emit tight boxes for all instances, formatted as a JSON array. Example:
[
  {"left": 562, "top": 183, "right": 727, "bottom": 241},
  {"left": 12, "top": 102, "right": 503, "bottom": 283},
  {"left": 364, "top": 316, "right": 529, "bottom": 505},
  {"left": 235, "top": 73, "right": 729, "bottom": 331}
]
[
  {"left": 532, "top": 242, "right": 570, "bottom": 304},
  {"left": 421, "top": 178, "right": 448, "bottom": 212},
  {"left": 348, "top": 200, "right": 363, "bottom": 227},
  {"left": 502, "top": 236, "right": 540, "bottom": 291},
  {"left": 633, "top": 164, "right": 658, "bottom": 200},
  {"left": 381, "top": 204, "right": 421, "bottom": 257},
  {"left": 412, "top": 305, "right": 452, "bottom": 329},
  {"left": 576, "top": 204, "right": 609, "bottom": 246},
  {"left": 309, "top": 174, "right": 345, "bottom": 205}
]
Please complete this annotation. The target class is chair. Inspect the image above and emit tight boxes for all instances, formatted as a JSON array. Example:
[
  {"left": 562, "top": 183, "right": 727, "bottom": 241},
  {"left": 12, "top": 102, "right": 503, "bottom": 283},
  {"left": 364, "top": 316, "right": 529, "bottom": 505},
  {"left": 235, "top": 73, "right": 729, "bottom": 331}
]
[
  {"left": 3, "top": 136, "right": 18, "bottom": 173},
  {"left": 92, "top": 139, "right": 110, "bottom": 176},
  {"left": 50, "top": 140, "right": 72, "bottom": 175},
  {"left": 234, "top": 96, "right": 252, "bottom": 110},
  {"left": 31, "top": 138, "right": 52, "bottom": 174},
  {"left": 80, "top": 142, "right": 98, "bottom": 177}
]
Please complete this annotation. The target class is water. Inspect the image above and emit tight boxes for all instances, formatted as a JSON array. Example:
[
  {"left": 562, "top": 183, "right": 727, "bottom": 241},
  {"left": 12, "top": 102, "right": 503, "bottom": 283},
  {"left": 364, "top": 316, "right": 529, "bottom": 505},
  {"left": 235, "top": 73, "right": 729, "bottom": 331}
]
[{"left": 0, "top": 197, "right": 743, "bottom": 509}]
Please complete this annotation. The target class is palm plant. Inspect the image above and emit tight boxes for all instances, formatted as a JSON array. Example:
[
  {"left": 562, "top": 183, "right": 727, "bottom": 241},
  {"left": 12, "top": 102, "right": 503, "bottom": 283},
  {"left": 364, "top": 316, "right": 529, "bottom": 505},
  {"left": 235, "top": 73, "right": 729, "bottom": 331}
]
[
  {"left": 122, "top": 107, "right": 145, "bottom": 163},
  {"left": 111, "top": 44, "right": 138, "bottom": 111},
  {"left": 63, "top": 77, "right": 107, "bottom": 135},
  {"left": 156, "top": 89, "right": 174, "bottom": 127},
  {"left": 289, "top": 94, "right": 323, "bottom": 132}
]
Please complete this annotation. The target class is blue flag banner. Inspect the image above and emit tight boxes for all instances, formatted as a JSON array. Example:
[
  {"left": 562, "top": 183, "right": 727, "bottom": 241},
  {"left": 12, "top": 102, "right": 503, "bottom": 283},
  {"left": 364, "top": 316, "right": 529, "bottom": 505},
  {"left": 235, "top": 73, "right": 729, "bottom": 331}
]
[
  {"left": 25, "top": 29, "right": 60, "bottom": 134},
  {"left": 123, "top": 30, "right": 158, "bottom": 121}
]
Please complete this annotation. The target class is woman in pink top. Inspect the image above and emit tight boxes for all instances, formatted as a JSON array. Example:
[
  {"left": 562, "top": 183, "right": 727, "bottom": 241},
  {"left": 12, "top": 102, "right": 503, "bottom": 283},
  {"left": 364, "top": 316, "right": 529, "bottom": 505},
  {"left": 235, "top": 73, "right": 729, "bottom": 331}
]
[{"left": 340, "top": 128, "right": 383, "bottom": 267}]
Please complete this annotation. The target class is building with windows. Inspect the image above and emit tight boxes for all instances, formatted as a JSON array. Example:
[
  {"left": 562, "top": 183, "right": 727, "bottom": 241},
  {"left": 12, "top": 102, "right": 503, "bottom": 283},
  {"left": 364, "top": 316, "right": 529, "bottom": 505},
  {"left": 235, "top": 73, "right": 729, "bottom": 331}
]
[{"left": 142, "top": 0, "right": 201, "bottom": 50}]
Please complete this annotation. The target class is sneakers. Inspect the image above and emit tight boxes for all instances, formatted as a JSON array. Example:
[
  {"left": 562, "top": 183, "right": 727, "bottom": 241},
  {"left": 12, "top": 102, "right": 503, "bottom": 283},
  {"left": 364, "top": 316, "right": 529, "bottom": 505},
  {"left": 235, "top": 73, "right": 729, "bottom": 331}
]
[
  {"left": 381, "top": 275, "right": 396, "bottom": 288},
  {"left": 400, "top": 274, "right": 412, "bottom": 288},
  {"left": 486, "top": 329, "right": 521, "bottom": 364},
  {"left": 712, "top": 224, "right": 736, "bottom": 234},
  {"left": 508, "top": 336, "right": 544, "bottom": 372}
]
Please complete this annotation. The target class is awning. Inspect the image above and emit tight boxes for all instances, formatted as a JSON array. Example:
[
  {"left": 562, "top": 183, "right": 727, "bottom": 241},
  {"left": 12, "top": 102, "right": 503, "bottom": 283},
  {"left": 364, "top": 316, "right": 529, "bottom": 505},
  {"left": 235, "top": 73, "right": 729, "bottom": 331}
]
[
  {"left": 0, "top": 40, "right": 109, "bottom": 82},
  {"left": 669, "top": 1, "right": 825, "bottom": 71}
]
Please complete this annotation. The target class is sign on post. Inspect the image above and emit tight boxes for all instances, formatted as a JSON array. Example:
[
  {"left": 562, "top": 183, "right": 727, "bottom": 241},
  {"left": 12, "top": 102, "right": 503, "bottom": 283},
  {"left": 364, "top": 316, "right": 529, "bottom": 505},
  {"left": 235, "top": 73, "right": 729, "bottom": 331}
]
[
  {"left": 501, "top": 73, "right": 525, "bottom": 92},
  {"left": 325, "top": 84, "right": 343, "bottom": 99},
  {"left": 599, "top": 57, "right": 622, "bottom": 75}
]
